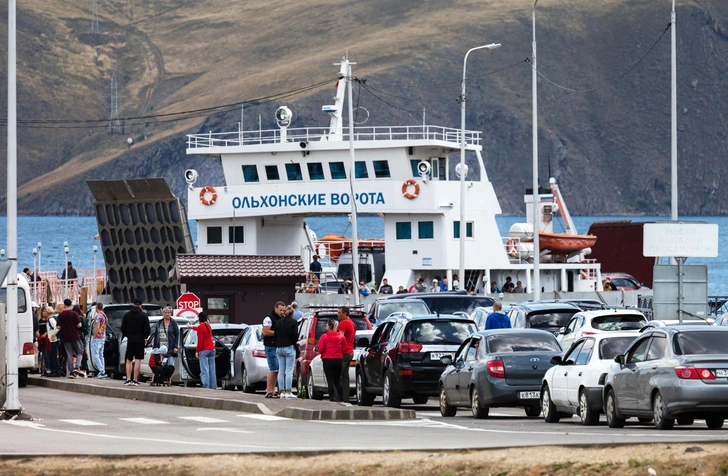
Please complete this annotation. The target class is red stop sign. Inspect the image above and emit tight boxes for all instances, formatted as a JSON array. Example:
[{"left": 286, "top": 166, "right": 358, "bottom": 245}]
[{"left": 177, "top": 292, "right": 201, "bottom": 310}]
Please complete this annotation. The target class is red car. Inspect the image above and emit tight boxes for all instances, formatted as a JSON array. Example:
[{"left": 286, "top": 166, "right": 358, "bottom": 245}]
[
  {"left": 295, "top": 308, "right": 372, "bottom": 396},
  {"left": 601, "top": 273, "right": 651, "bottom": 291}
]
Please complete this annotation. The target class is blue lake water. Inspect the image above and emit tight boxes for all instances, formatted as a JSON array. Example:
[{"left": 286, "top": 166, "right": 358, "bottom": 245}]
[{"left": 0, "top": 215, "right": 725, "bottom": 294}]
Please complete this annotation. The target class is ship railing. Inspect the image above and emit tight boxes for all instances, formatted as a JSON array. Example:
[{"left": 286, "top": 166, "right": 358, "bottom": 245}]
[
  {"left": 298, "top": 271, "right": 344, "bottom": 295},
  {"left": 187, "top": 125, "right": 481, "bottom": 149},
  {"left": 31, "top": 269, "right": 106, "bottom": 305}
]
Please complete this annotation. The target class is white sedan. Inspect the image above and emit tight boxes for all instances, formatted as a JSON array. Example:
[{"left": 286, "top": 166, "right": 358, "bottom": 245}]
[
  {"left": 308, "top": 330, "right": 374, "bottom": 400},
  {"left": 541, "top": 331, "right": 639, "bottom": 425},
  {"left": 557, "top": 309, "right": 646, "bottom": 349}
]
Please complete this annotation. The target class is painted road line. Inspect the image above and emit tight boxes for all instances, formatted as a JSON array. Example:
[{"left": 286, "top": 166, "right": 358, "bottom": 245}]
[
  {"left": 60, "top": 419, "right": 107, "bottom": 426},
  {"left": 196, "top": 428, "right": 252, "bottom": 434},
  {"left": 237, "top": 414, "right": 288, "bottom": 421},
  {"left": 119, "top": 418, "right": 169, "bottom": 425},
  {"left": 178, "top": 416, "right": 230, "bottom": 424}
]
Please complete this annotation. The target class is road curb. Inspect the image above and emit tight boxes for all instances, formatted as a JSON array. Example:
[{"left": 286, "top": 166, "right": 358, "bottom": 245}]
[{"left": 276, "top": 406, "right": 416, "bottom": 420}]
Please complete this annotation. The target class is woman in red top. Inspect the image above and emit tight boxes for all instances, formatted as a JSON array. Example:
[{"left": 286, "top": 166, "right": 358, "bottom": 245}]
[
  {"left": 318, "top": 319, "right": 346, "bottom": 401},
  {"left": 188, "top": 312, "right": 216, "bottom": 389}
]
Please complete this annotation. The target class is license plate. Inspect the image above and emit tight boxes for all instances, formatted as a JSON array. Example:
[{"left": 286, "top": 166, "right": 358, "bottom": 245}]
[
  {"left": 431, "top": 352, "right": 453, "bottom": 361},
  {"left": 519, "top": 391, "right": 540, "bottom": 399},
  {"left": 717, "top": 369, "right": 728, "bottom": 378}
]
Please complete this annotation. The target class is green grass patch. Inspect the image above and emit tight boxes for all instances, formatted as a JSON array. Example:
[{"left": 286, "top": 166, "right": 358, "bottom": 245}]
[{"left": 552, "top": 461, "right": 574, "bottom": 471}]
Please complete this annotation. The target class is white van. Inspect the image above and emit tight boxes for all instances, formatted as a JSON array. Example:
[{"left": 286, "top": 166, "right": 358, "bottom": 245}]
[{"left": 1, "top": 274, "right": 34, "bottom": 387}]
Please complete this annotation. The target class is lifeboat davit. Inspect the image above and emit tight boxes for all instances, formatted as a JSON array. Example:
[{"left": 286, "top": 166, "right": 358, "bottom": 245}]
[
  {"left": 535, "top": 232, "right": 597, "bottom": 255},
  {"left": 316, "top": 233, "right": 385, "bottom": 263}
]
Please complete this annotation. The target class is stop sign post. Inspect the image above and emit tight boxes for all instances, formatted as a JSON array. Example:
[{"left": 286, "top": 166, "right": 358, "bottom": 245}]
[{"left": 175, "top": 292, "right": 202, "bottom": 319}]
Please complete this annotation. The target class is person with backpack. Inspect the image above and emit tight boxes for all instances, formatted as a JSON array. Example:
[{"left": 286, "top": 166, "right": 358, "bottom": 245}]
[
  {"left": 188, "top": 312, "right": 216, "bottom": 389},
  {"left": 42, "top": 306, "right": 61, "bottom": 377}
]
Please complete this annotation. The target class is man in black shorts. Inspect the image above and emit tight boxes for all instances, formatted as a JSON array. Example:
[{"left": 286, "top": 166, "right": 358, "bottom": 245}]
[{"left": 121, "top": 298, "right": 150, "bottom": 386}]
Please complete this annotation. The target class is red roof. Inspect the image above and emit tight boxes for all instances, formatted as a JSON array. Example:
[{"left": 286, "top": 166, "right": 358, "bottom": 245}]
[{"left": 176, "top": 254, "right": 306, "bottom": 278}]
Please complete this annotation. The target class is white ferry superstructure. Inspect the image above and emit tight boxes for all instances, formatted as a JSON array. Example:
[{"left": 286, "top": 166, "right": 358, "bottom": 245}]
[{"left": 185, "top": 58, "right": 601, "bottom": 294}]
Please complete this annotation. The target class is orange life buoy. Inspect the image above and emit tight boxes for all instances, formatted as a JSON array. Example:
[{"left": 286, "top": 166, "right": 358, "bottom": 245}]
[
  {"left": 401, "top": 179, "right": 420, "bottom": 200},
  {"left": 506, "top": 239, "right": 518, "bottom": 257},
  {"left": 579, "top": 260, "right": 589, "bottom": 280},
  {"left": 304, "top": 273, "right": 319, "bottom": 293},
  {"left": 200, "top": 186, "right": 217, "bottom": 206}
]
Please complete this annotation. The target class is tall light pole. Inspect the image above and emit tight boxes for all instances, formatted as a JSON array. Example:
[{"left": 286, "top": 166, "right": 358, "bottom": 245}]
[
  {"left": 670, "top": 0, "right": 678, "bottom": 220},
  {"left": 93, "top": 245, "right": 98, "bottom": 300},
  {"left": 32, "top": 248, "right": 37, "bottom": 302},
  {"left": 460, "top": 43, "right": 501, "bottom": 289},
  {"left": 64, "top": 243, "right": 69, "bottom": 300},
  {"left": 37, "top": 242, "right": 42, "bottom": 278},
  {"left": 532, "top": 0, "right": 542, "bottom": 300}
]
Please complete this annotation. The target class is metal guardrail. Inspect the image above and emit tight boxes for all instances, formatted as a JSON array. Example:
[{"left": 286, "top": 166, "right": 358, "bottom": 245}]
[{"left": 186, "top": 125, "right": 482, "bottom": 149}]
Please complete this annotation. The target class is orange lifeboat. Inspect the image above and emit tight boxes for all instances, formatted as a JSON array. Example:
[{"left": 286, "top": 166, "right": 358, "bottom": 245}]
[
  {"left": 316, "top": 233, "right": 385, "bottom": 263},
  {"left": 535, "top": 232, "right": 597, "bottom": 255}
]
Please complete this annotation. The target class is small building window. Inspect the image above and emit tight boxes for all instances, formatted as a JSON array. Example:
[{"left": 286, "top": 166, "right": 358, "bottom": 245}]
[
  {"left": 355, "top": 161, "right": 369, "bottom": 178},
  {"left": 372, "top": 160, "right": 391, "bottom": 178},
  {"left": 453, "top": 221, "right": 474, "bottom": 238},
  {"left": 329, "top": 162, "right": 347, "bottom": 180},
  {"left": 207, "top": 226, "right": 222, "bottom": 244},
  {"left": 285, "top": 163, "right": 303, "bottom": 181},
  {"left": 228, "top": 226, "right": 244, "bottom": 244},
  {"left": 307, "top": 162, "right": 325, "bottom": 180},
  {"left": 418, "top": 221, "right": 434, "bottom": 239},
  {"left": 242, "top": 165, "right": 260, "bottom": 183},
  {"left": 410, "top": 160, "right": 420, "bottom": 178},
  {"left": 396, "top": 222, "right": 412, "bottom": 240},
  {"left": 265, "top": 165, "right": 280, "bottom": 181}
]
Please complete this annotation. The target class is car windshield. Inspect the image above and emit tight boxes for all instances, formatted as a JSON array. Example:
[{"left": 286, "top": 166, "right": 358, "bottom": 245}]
[
  {"left": 404, "top": 320, "right": 476, "bottom": 345},
  {"left": 105, "top": 306, "right": 163, "bottom": 330},
  {"left": 528, "top": 311, "right": 577, "bottom": 329},
  {"left": 428, "top": 297, "right": 494, "bottom": 315},
  {"left": 377, "top": 301, "right": 429, "bottom": 319},
  {"left": 591, "top": 314, "right": 646, "bottom": 331},
  {"left": 675, "top": 332, "right": 728, "bottom": 355},
  {"left": 487, "top": 333, "right": 561, "bottom": 353},
  {"left": 598, "top": 336, "right": 637, "bottom": 359}
]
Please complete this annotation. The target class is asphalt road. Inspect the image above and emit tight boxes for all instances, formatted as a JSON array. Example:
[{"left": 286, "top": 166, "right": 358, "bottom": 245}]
[{"left": 3, "top": 387, "right": 728, "bottom": 455}]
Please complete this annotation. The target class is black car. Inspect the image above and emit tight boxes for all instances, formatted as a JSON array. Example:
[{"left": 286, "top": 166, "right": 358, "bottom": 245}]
[
  {"left": 380, "top": 291, "right": 494, "bottom": 315},
  {"left": 507, "top": 301, "right": 581, "bottom": 336},
  {"left": 179, "top": 323, "right": 248, "bottom": 387},
  {"left": 539, "top": 299, "right": 608, "bottom": 312},
  {"left": 366, "top": 298, "right": 430, "bottom": 327},
  {"left": 439, "top": 329, "right": 562, "bottom": 418},
  {"left": 356, "top": 312, "right": 477, "bottom": 408}
]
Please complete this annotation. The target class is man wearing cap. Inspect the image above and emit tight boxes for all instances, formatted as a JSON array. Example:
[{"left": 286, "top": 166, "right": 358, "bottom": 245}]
[
  {"left": 121, "top": 298, "right": 150, "bottom": 386},
  {"left": 430, "top": 278, "right": 441, "bottom": 293},
  {"left": 57, "top": 299, "right": 84, "bottom": 378},
  {"left": 291, "top": 301, "right": 303, "bottom": 321}
]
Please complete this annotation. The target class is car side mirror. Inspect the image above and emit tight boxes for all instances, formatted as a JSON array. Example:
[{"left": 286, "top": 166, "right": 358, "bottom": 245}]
[
  {"left": 550, "top": 355, "right": 563, "bottom": 365},
  {"left": 440, "top": 355, "right": 453, "bottom": 365},
  {"left": 357, "top": 337, "right": 370, "bottom": 348},
  {"left": 559, "top": 327, "right": 567, "bottom": 335},
  {"left": 614, "top": 354, "right": 625, "bottom": 365}
]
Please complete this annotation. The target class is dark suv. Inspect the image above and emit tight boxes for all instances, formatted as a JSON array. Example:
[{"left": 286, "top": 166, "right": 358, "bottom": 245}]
[
  {"left": 507, "top": 302, "right": 581, "bottom": 336},
  {"left": 381, "top": 291, "right": 494, "bottom": 316},
  {"left": 367, "top": 298, "right": 430, "bottom": 327},
  {"left": 356, "top": 313, "right": 477, "bottom": 408}
]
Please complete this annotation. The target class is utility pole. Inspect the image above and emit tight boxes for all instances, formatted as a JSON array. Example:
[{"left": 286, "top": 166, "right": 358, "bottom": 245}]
[
  {"left": 91, "top": 0, "right": 99, "bottom": 34},
  {"left": 109, "top": 72, "right": 120, "bottom": 135}
]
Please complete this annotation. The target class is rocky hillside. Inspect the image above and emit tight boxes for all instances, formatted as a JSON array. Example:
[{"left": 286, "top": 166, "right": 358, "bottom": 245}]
[{"left": 0, "top": 0, "right": 726, "bottom": 216}]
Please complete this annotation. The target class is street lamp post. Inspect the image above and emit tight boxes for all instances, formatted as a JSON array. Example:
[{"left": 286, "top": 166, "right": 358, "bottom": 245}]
[
  {"left": 532, "top": 0, "right": 542, "bottom": 300},
  {"left": 460, "top": 43, "right": 501, "bottom": 289},
  {"left": 64, "top": 243, "right": 69, "bottom": 300},
  {"left": 32, "top": 248, "right": 37, "bottom": 302},
  {"left": 671, "top": 0, "right": 678, "bottom": 221},
  {"left": 93, "top": 245, "right": 98, "bottom": 300},
  {"left": 37, "top": 242, "right": 42, "bottom": 279}
]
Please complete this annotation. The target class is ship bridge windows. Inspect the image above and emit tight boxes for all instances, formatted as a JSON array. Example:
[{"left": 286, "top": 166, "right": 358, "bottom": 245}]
[
  {"left": 418, "top": 221, "right": 434, "bottom": 239},
  {"left": 285, "top": 163, "right": 303, "bottom": 181},
  {"left": 242, "top": 165, "right": 260, "bottom": 183},
  {"left": 409, "top": 159, "right": 442, "bottom": 179},
  {"left": 207, "top": 226, "right": 223, "bottom": 245},
  {"left": 307, "top": 162, "right": 325, "bottom": 180},
  {"left": 372, "top": 160, "right": 391, "bottom": 178},
  {"left": 355, "top": 161, "right": 369, "bottom": 179},
  {"left": 453, "top": 221, "right": 474, "bottom": 238},
  {"left": 396, "top": 222, "right": 412, "bottom": 240},
  {"left": 329, "top": 162, "right": 347, "bottom": 180},
  {"left": 265, "top": 165, "right": 280, "bottom": 181},
  {"left": 228, "top": 225, "right": 244, "bottom": 244}
]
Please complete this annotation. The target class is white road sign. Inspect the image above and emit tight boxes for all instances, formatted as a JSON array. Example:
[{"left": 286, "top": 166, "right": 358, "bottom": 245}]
[{"left": 643, "top": 223, "right": 719, "bottom": 258}]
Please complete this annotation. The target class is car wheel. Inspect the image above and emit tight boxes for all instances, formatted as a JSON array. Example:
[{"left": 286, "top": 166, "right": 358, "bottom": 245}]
[
  {"left": 356, "top": 371, "right": 375, "bottom": 407},
  {"left": 677, "top": 417, "right": 694, "bottom": 426},
  {"left": 412, "top": 395, "right": 428, "bottom": 405},
  {"left": 241, "top": 366, "right": 255, "bottom": 394},
  {"left": 296, "top": 366, "right": 306, "bottom": 398},
  {"left": 605, "top": 390, "right": 625, "bottom": 428},
  {"left": 439, "top": 384, "right": 457, "bottom": 417},
  {"left": 382, "top": 372, "right": 401, "bottom": 408},
  {"left": 652, "top": 391, "right": 674, "bottom": 430},
  {"left": 579, "top": 391, "right": 599, "bottom": 426},
  {"left": 471, "top": 387, "right": 489, "bottom": 419},
  {"left": 705, "top": 417, "right": 724, "bottom": 429},
  {"left": 541, "top": 385, "right": 560, "bottom": 423},
  {"left": 525, "top": 405, "right": 541, "bottom": 418},
  {"left": 308, "top": 371, "right": 323, "bottom": 400}
]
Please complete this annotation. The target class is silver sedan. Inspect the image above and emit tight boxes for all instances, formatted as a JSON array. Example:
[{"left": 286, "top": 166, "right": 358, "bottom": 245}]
[{"left": 222, "top": 325, "right": 269, "bottom": 393}]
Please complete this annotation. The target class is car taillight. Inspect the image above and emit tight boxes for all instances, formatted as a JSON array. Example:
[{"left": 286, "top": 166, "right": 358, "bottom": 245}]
[
  {"left": 399, "top": 369, "right": 413, "bottom": 375},
  {"left": 675, "top": 367, "right": 715, "bottom": 380},
  {"left": 252, "top": 349, "right": 266, "bottom": 358},
  {"left": 308, "top": 337, "right": 315, "bottom": 345},
  {"left": 487, "top": 359, "right": 505, "bottom": 378},
  {"left": 349, "top": 360, "right": 356, "bottom": 367},
  {"left": 398, "top": 342, "right": 423, "bottom": 353},
  {"left": 23, "top": 343, "right": 34, "bottom": 355}
]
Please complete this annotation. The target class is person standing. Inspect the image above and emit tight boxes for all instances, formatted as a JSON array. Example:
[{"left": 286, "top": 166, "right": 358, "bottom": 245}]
[
  {"left": 337, "top": 306, "right": 356, "bottom": 402},
  {"left": 502, "top": 276, "right": 515, "bottom": 293},
  {"left": 485, "top": 302, "right": 512, "bottom": 330},
  {"left": 45, "top": 306, "right": 61, "bottom": 377},
  {"left": 318, "top": 319, "right": 345, "bottom": 402},
  {"left": 189, "top": 312, "right": 216, "bottom": 389},
  {"left": 396, "top": 286, "right": 407, "bottom": 294},
  {"left": 121, "top": 298, "right": 150, "bottom": 386},
  {"left": 61, "top": 262, "right": 78, "bottom": 280},
  {"left": 514, "top": 281, "right": 525, "bottom": 293},
  {"left": 414, "top": 278, "right": 427, "bottom": 293},
  {"left": 274, "top": 306, "right": 298, "bottom": 399},
  {"left": 262, "top": 301, "right": 285, "bottom": 398},
  {"left": 153, "top": 306, "right": 180, "bottom": 386},
  {"left": 490, "top": 281, "right": 502, "bottom": 294},
  {"left": 378, "top": 279, "right": 393, "bottom": 295},
  {"left": 57, "top": 299, "right": 84, "bottom": 378},
  {"left": 91, "top": 302, "right": 108, "bottom": 378},
  {"left": 309, "top": 255, "right": 322, "bottom": 282},
  {"left": 358, "top": 282, "right": 370, "bottom": 297},
  {"left": 291, "top": 301, "right": 303, "bottom": 321},
  {"left": 440, "top": 278, "right": 450, "bottom": 292},
  {"left": 430, "top": 279, "right": 441, "bottom": 292}
]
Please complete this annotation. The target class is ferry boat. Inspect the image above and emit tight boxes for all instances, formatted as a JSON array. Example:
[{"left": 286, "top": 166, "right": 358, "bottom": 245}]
[{"left": 184, "top": 58, "right": 601, "bottom": 295}]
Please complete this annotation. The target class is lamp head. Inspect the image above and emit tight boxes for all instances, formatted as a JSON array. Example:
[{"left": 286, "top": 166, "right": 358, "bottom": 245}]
[
  {"left": 93, "top": 246, "right": 98, "bottom": 252},
  {"left": 184, "top": 169, "right": 198, "bottom": 185},
  {"left": 275, "top": 106, "right": 292, "bottom": 126},
  {"left": 33, "top": 248, "right": 37, "bottom": 255}
]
